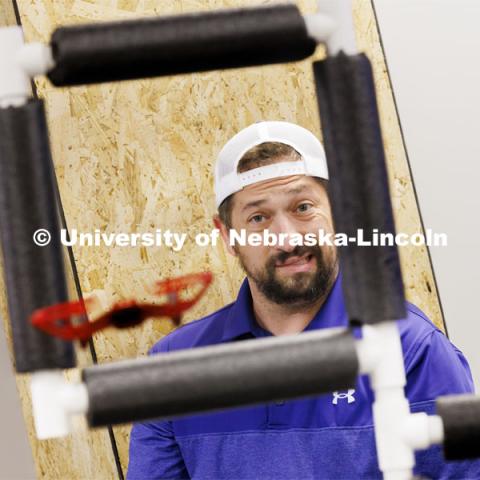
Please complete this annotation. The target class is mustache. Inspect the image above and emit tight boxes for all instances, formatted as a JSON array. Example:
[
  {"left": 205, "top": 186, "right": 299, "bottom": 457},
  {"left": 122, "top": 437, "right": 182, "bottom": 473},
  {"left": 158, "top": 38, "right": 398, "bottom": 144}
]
[{"left": 269, "top": 246, "right": 320, "bottom": 267}]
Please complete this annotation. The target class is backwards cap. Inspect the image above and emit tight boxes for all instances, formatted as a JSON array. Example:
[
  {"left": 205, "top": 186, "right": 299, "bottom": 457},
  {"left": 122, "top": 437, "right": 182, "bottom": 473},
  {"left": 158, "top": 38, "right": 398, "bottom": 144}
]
[{"left": 214, "top": 121, "right": 328, "bottom": 208}]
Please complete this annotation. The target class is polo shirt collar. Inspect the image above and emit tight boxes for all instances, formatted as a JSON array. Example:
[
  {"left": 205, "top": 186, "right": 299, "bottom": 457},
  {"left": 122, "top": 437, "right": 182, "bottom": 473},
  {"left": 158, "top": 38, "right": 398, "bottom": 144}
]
[{"left": 221, "top": 268, "right": 348, "bottom": 341}]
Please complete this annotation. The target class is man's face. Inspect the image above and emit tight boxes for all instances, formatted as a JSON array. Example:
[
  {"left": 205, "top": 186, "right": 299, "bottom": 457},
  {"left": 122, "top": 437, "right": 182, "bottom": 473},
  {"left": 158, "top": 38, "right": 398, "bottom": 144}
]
[{"left": 219, "top": 174, "right": 338, "bottom": 307}]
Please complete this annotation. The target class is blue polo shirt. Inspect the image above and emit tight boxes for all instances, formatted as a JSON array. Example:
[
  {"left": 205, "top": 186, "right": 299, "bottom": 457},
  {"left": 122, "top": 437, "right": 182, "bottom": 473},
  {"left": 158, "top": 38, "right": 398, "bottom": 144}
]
[{"left": 128, "top": 270, "right": 480, "bottom": 479}]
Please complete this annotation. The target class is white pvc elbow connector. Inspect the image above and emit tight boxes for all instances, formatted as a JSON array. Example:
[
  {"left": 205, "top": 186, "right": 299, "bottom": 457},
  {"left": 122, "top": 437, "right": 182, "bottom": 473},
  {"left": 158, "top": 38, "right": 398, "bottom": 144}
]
[
  {"left": 0, "top": 26, "right": 31, "bottom": 107},
  {"left": 357, "top": 321, "right": 445, "bottom": 479},
  {"left": 17, "top": 42, "right": 54, "bottom": 77},
  {"left": 317, "top": 0, "right": 357, "bottom": 55},
  {"left": 30, "top": 370, "right": 89, "bottom": 440},
  {"left": 359, "top": 322, "right": 413, "bottom": 478},
  {"left": 303, "top": 13, "right": 337, "bottom": 44},
  {"left": 402, "top": 413, "right": 445, "bottom": 451}
]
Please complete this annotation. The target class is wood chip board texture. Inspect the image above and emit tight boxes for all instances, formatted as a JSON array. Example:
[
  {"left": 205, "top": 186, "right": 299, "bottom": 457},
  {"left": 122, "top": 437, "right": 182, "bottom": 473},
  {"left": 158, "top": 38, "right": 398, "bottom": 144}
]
[{"left": 0, "top": 0, "right": 444, "bottom": 478}]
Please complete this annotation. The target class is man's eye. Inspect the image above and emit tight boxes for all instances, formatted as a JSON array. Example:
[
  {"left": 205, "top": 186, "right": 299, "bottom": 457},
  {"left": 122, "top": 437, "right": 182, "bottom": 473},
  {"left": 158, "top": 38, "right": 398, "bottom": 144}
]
[
  {"left": 249, "top": 214, "right": 265, "bottom": 224},
  {"left": 297, "top": 203, "right": 312, "bottom": 213}
]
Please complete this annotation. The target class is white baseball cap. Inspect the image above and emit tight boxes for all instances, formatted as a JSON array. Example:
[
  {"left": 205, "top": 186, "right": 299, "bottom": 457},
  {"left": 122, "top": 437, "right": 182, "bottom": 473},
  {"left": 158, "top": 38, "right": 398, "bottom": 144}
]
[{"left": 214, "top": 121, "right": 329, "bottom": 208}]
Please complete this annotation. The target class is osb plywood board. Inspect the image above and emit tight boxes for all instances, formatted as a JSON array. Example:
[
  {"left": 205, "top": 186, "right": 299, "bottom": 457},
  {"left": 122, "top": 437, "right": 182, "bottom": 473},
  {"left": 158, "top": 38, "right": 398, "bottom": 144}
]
[
  {"left": 1, "top": 0, "right": 444, "bottom": 478},
  {"left": 0, "top": 0, "right": 15, "bottom": 26},
  {"left": 0, "top": 3, "right": 121, "bottom": 479},
  {"left": 0, "top": 249, "right": 118, "bottom": 480}
]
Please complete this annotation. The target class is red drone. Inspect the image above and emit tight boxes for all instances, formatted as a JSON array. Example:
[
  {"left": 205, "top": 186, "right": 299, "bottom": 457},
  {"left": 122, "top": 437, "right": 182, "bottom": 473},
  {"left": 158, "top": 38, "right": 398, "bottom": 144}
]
[{"left": 30, "top": 272, "right": 212, "bottom": 347}]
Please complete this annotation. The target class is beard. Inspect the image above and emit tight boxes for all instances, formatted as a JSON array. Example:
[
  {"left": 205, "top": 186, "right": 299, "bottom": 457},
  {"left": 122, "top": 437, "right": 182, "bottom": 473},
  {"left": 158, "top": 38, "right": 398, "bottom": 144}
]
[{"left": 236, "top": 245, "right": 337, "bottom": 307}]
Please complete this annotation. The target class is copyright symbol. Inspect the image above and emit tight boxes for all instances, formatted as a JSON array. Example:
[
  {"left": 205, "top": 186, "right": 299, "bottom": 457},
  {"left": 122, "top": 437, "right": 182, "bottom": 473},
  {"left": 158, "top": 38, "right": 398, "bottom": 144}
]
[{"left": 33, "top": 229, "right": 51, "bottom": 246}]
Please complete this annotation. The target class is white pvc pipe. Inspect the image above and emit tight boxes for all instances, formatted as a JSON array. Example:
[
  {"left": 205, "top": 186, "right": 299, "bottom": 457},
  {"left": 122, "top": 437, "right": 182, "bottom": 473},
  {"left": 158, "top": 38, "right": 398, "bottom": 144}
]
[
  {"left": 0, "top": 26, "right": 54, "bottom": 109},
  {"left": 0, "top": 26, "right": 31, "bottom": 107},
  {"left": 28, "top": 326, "right": 448, "bottom": 454},
  {"left": 355, "top": 329, "right": 382, "bottom": 375},
  {"left": 317, "top": 0, "right": 357, "bottom": 55},
  {"left": 363, "top": 322, "right": 415, "bottom": 477},
  {"left": 358, "top": 322, "right": 446, "bottom": 479},
  {"left": 17, "top": 42, "right": 54, "bottom": 78},
  {"left": 30, "top": 370, "right": 88, "bottom": 440},
  {"left": 303, "top": 13, "right": 337, "bottom": 44},
  {"left": 402, "top": 413, "right": 445, "bottom": 451},
  {"left": 383, "top": 471, "right": 412, "bottom": 480},
  {"left": 427, "top": 415, "right": 445, "bottom": 445}
]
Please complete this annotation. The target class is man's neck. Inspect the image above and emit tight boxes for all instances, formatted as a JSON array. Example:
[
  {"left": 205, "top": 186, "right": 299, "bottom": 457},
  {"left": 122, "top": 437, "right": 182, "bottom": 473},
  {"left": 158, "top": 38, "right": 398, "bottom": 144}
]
[{"left": 248, "top": 267, "right": 339, "bottom": 336}]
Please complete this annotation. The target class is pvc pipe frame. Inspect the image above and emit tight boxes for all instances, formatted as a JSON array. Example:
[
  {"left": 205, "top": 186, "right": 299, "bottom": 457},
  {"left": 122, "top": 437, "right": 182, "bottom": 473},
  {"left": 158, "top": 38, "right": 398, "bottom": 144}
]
[
  {"left": 0, "top": 2, "right": 444, "bottom": 478},
  {"left": 357, "top": 322, "right": 444, "bottom": 480},
  {"left": 0, "top": 2, "right": 348, "bottom": 103},
  {"left": 30, "top": 371, "right": 89, "bottom": 440},
  {"left": 28, "top": 322, "right": 445, "bottom": 480}
]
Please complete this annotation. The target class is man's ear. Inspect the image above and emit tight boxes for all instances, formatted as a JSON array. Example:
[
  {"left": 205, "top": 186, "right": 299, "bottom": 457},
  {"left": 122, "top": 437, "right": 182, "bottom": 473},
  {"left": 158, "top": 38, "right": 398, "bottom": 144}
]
[{"left": 213, "top": 215, "right": 237, "bottom": 257}]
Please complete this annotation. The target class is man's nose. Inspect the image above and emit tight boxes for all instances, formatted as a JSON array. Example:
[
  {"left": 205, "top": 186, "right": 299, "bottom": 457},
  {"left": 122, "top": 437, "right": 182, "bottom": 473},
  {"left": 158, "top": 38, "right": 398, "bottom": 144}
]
[{"left": 269, "top": 214, "right": 299, "bottom": 253}]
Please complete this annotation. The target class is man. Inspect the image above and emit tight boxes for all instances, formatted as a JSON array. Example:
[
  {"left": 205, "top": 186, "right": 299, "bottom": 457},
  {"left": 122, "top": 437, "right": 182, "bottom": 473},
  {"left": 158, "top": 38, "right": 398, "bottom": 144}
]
[{"left": 128, "top": 121, "right": 478, "bottom": 479}]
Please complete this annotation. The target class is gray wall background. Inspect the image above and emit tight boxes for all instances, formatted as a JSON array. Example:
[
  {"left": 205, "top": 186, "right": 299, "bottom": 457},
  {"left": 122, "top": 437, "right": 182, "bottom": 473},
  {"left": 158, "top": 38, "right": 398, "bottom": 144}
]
[
  {"left": 0, "top": 324, "right": 35, "bottom": 479},
  {"left": 374, "top": 0, "right": 480, "bottom": 389}
]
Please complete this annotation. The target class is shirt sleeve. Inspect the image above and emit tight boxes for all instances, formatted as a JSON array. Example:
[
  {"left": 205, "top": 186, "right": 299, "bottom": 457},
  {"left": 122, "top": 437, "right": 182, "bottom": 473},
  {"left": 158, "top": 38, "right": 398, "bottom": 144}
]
[
  {"left": 404, "top": 329, "right": 480, "bottom": 479},
  {"left": 127, "top": 337, "right": 190, "bottom": 480}
]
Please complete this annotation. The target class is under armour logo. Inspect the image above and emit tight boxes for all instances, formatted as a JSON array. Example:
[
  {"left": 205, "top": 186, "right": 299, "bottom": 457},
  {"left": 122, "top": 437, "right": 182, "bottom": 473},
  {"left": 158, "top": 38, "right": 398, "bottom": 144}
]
[{"left": 332, "top": 389, "right": 356, "bottom": 405}]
